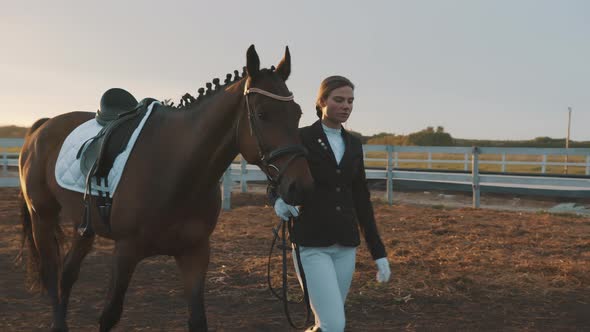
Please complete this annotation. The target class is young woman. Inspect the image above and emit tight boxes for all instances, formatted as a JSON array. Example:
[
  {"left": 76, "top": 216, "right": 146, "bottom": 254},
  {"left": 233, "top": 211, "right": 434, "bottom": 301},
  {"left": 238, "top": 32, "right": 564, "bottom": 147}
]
[{"left": 272, "top": 75, "right": 391, "bottom": 332}]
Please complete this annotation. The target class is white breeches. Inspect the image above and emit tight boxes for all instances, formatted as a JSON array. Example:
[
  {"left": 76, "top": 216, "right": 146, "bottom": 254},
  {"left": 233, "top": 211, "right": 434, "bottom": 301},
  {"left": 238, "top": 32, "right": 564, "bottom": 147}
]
[{"left": 292, "top": 244, "right": 356, "bottom": 332}]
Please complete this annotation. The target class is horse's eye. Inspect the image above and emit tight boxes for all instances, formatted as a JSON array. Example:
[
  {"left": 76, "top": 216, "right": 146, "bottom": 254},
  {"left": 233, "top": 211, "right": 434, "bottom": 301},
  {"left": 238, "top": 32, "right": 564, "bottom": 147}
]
[{"left": 257, "top": 111, "right": 266, "bottom": 120}]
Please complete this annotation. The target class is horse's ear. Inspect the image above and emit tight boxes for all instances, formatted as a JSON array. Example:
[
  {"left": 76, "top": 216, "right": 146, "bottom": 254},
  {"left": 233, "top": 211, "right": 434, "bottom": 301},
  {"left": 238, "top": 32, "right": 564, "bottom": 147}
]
[
  {"left": 246, "top": 45, "right": 260, "bottom": 79},
  {"left": 276, "top": 46, "right": 291, "bottom": 81}
]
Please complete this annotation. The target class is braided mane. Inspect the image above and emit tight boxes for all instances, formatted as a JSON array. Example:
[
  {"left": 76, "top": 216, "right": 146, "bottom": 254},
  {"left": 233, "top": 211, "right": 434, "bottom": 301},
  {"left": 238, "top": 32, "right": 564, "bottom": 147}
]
[{"left": 166, "top": 65, "right": 278, "bottom": 110}]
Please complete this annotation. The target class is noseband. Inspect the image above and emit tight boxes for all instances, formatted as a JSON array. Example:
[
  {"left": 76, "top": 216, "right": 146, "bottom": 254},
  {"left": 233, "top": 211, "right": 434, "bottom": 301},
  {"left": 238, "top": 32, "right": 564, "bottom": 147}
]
[{"left": 241, "top": 81, "right": 308, "bottom": 185}]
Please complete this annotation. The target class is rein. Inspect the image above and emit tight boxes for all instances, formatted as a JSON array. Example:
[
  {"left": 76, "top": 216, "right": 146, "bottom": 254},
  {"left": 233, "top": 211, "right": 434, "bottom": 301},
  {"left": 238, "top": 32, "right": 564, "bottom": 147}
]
[{"left": 267, "top": 216, "right": 312, "bottom": 329}]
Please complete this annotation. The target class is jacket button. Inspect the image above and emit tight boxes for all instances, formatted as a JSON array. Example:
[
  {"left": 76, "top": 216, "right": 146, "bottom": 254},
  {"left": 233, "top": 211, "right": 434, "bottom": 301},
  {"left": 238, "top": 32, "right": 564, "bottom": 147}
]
[
  {"left": 336, "top": 169, "right": 341, "bottom": 174},
  {"left": 336, "top": 187, "right": 341, "bottom": 192},
  {"left": 335, "top": 206, "right": 341, "bottom": 212}
]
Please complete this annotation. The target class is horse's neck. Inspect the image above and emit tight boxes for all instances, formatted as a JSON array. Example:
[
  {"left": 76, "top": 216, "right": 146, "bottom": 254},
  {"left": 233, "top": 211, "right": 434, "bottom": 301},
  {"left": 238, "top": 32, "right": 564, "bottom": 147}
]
[{"left": 172, "top": 83, "right": 244, "bottom": 192}]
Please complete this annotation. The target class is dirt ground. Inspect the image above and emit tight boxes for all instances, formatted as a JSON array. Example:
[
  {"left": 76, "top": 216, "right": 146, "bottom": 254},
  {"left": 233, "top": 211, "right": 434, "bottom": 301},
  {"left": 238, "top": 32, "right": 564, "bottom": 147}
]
[{"left": 1, "top": 187, "right": 589, "bottom": 331}]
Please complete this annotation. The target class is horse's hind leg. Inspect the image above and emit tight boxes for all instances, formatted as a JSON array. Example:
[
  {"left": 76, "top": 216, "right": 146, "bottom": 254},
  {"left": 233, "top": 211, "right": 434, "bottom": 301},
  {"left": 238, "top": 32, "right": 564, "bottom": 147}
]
[
  {"left": 56, "top": 231, "right": 95, "bottom": 327},
  {"left": 28, "top": 208, "right": 66, "bottom": 331},
  {"left": 99, "top": 240, "right": 143, "bottom": 332},
  {"left": 175, "top": 240, "right": 211, "bottom": 332}
]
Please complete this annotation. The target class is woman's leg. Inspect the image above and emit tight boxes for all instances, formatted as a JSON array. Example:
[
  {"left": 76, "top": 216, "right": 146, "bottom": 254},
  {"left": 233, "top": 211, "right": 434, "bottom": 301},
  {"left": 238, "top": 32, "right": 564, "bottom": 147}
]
[
  {"left": 330, "top": 245, "right": 356, "bottom": 303},
  {"left": 293, "top": 246, "right": 346, "bottom": 332}
]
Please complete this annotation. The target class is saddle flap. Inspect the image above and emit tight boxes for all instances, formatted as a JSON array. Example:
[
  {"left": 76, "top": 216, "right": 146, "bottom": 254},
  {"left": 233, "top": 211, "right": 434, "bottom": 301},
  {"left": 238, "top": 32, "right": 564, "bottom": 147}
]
[
  {"left": 80, "top": 98, "right": 156, "bottom": 179},
  {"left": 79, "top": 137, "right": 103, "bottom": 178}
]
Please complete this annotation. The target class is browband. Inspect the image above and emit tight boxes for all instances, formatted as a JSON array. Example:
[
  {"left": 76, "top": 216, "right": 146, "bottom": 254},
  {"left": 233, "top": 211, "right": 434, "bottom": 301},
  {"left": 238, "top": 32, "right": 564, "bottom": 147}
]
[{"left": 244, "top": 82, "right": 294, "bottom": 101}]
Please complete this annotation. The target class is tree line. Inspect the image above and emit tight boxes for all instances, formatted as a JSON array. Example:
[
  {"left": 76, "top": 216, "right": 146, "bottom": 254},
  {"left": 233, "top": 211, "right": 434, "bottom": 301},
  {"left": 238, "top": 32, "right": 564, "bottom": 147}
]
[
  {"left": 2, "top": 125, "right": 589, "bottom": 148},
  {"left": 357, "top": 126, "right": 590, "bottom": 148},
  {"left": 0, "top": 126, "right": 28, "bottom": 138}
]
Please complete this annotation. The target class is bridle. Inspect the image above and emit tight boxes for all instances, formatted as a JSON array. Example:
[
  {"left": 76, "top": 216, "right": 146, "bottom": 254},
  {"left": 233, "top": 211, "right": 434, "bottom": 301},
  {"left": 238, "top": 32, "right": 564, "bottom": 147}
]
[
  {"left": 241, "top": 79, "right": 313, "bottom": 328},
  {"left": 240, "top": 80, "right": 308, "bottom": 185}
]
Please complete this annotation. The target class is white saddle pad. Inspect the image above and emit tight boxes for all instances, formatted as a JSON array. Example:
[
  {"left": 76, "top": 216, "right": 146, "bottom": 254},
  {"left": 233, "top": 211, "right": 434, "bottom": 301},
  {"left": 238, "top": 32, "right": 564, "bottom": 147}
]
[{"left": 55, "top": 101, "right": 158, "bottom": 195}]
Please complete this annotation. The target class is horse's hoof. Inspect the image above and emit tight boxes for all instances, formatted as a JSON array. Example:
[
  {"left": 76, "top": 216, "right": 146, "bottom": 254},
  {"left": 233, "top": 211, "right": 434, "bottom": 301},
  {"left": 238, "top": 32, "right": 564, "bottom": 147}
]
[
  {"left": 50, "top": 325, "right": 68, "bottom": 332},
  {"left": 188, "top": 319, "right": 208, "bottom": 332}
]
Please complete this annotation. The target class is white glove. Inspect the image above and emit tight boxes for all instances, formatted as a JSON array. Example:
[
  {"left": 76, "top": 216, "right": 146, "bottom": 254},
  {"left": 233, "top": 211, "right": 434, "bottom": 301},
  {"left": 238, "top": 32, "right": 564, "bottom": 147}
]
[
  {"left": 375, "top": 257, "right": 391, "bottom": 283},
  {"left": 273, "top": 198, "right": 299, "bottom": 221}
]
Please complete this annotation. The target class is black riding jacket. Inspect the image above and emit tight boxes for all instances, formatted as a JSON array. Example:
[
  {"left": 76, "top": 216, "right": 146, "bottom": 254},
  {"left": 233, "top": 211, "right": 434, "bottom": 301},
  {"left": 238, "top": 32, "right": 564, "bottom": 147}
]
[{"left": 270, "top": 120, "right": 387, "bottom": 260}]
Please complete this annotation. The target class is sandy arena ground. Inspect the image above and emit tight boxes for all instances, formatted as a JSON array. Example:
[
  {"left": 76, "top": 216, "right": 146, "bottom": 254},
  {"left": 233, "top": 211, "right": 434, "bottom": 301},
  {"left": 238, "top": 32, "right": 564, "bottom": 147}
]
[{"left": 1, "top": 187, "right": 589, "bottom": 331}]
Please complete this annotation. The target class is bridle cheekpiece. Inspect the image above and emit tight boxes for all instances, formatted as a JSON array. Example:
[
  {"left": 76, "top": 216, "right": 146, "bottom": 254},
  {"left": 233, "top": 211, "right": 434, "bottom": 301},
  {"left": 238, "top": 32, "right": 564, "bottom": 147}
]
[{"left": 241, "top": 80, "right": 307, "bottom": 185}]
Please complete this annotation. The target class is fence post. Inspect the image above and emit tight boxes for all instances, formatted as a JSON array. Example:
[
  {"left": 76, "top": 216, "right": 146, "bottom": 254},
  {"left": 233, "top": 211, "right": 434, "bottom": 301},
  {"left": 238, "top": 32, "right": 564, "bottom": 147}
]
[
  {"left": 472, "top": 146, "right": 480, "bottom": 208},
  {"left": 386, "top": 145, "right": 393, "bottom": 205},
  {"left": 427, "top": 151, "right": 432, "bottom": 169},
  {"left": 240, "top": 157, "right": 248, "bottom": 193},
  {"left": 221, "top": 166, "right": 232, "bottom": 210},
  {"left": 394, "top": 151, "right": 399, "bottom": 168},
  {"left": 501, "top": 153, "right": 506, "bottom": 173},
  {"left": 2, "top": 152, "right": 6, "bottom": 173},
  {"left": 586, "top": 155, "right": 590, "bottom": 176}
]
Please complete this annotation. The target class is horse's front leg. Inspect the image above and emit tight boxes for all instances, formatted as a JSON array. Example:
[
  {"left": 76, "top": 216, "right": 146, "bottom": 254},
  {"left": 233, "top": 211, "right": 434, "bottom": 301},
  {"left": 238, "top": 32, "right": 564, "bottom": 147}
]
[
  {"left": 57, "top": 231, "right": 95, "bottom": 328},
  {"left": 98, "top": 239, "right": 143, "bottom": 332},
  {"left": 175, "top": 240, "right": 211, "bottom": 332}
]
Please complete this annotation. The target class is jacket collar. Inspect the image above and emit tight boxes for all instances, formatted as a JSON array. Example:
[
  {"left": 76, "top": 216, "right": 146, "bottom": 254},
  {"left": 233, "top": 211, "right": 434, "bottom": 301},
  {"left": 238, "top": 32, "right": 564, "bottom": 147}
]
[{"left": 310, "top": 120, "right": 352, "bottom": 167}]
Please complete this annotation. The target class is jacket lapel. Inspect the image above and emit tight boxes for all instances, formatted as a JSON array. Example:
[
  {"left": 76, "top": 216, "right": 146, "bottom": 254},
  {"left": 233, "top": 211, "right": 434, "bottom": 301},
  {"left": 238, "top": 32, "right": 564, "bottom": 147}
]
[{"left": 310, "top": 120, "right": 338, "bottom": 166}]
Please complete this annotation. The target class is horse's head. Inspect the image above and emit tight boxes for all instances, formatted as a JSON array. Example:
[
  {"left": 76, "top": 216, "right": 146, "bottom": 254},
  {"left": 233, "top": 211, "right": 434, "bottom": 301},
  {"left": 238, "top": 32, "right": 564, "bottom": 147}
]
[{"left": 236, "top": 45, "right": 313, "bottom": 205}]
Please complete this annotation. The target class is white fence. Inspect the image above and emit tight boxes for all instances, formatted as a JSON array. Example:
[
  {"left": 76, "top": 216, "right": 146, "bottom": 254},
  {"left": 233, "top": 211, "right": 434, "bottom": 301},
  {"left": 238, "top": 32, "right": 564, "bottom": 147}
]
[
  {"left": 3, "top": 139, "right": 590, "bottom": 210},
  {"left": 0, "top": 138, "right": 23, "bottom": 187},
  {"left": 0, "top": 138, "right": 22, "bottom": 171},
  {"left": 222, "top": 145, "right": 590, "bottom": 210}
]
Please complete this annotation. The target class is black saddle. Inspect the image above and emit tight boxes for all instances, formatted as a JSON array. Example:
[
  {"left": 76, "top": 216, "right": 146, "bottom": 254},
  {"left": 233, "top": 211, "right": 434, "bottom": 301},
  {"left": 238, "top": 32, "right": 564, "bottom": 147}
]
[
  {"left": 76, "top": 88, "right": 158, "bottom": 237},
  {"left": 78, "top": 89, "right": 157, "bottom": 178},
  {"left": 96, "top": 88, "right": 139, "bottom": 126}
]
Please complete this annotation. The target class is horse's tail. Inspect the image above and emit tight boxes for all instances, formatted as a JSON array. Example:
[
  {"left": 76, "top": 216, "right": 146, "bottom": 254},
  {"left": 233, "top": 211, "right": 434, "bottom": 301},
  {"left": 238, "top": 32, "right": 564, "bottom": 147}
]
[
  {"left": 17, "top": 117, "right": 63, "bottom": 293},
  {"left": 16, "top": 191, "right": 41, "bottom": 291}
]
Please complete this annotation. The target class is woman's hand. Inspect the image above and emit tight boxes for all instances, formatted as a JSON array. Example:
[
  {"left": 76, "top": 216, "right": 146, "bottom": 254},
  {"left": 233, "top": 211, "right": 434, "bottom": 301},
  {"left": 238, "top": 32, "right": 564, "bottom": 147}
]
[
  {"left": 274, "top": 198, "right": 299, "bottom": 221},
  {"left": 375, "top": 257, "right": 391, "bottom": 283}
]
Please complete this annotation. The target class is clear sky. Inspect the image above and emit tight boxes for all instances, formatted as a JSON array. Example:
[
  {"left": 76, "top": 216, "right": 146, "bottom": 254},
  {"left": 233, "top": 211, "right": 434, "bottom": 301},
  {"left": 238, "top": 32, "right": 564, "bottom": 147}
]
[{"left": 1, "top": 0, "right": 588, "bottom": 140}]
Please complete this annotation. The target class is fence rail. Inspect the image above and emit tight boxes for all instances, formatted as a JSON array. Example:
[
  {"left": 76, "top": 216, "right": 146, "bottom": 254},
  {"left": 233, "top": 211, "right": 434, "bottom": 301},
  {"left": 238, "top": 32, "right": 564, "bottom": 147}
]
[
  {"left": 0, "top": 138, "right": 23, "bottom": 172},
  {"left": 222, "top": 145, "right": 590, "bottom": 210},
  {"left": 2, "top": 138, "right": 590, "bottom": 210}
]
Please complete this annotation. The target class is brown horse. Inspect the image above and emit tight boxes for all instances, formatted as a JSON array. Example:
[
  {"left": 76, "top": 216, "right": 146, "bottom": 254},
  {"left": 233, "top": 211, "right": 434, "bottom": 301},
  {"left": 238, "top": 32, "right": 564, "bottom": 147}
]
[{"left": 18, "top": 45, "right": 313, "bottom": 332}]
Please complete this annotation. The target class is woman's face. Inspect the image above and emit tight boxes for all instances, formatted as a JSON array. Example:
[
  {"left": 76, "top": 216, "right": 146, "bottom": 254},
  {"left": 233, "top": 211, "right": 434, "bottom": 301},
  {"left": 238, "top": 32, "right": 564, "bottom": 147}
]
[{"left": 320, "top": 85, "right": 354, "bottom": 126}]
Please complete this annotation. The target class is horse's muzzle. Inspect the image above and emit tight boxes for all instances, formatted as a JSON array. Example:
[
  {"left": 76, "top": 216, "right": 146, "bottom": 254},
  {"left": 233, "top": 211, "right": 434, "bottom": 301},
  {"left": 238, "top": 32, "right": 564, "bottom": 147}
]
[{"left": 278, "top": 161, "right": 314, "bottom": 205}]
